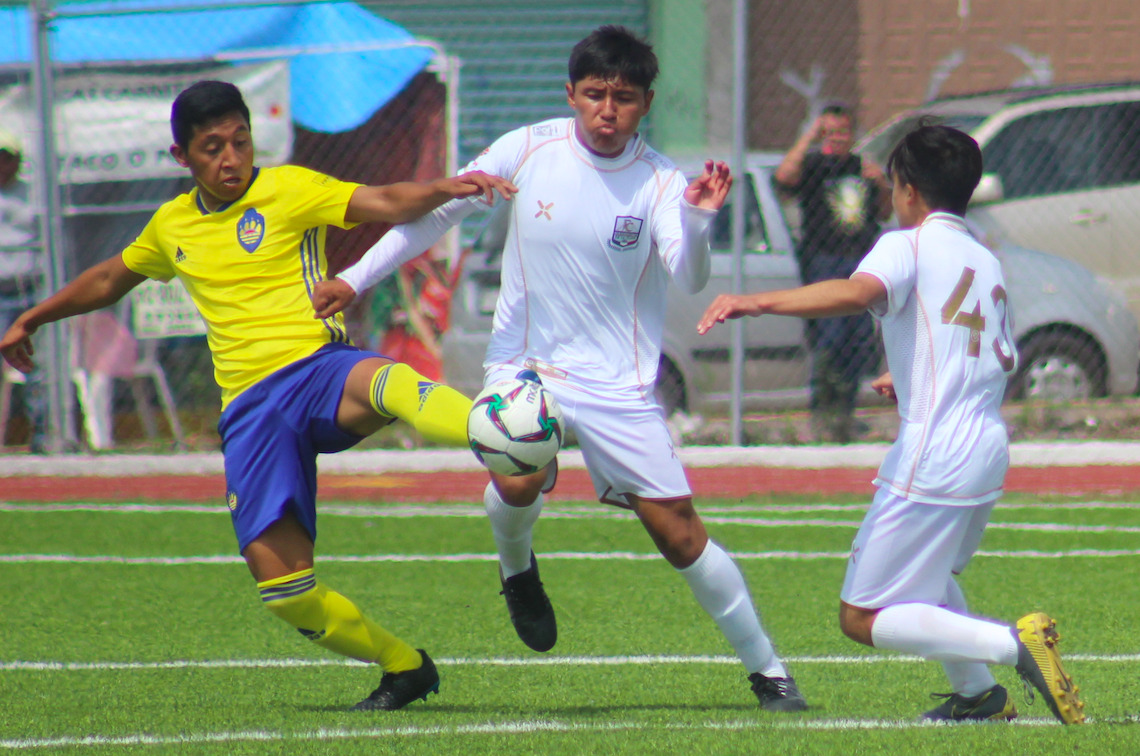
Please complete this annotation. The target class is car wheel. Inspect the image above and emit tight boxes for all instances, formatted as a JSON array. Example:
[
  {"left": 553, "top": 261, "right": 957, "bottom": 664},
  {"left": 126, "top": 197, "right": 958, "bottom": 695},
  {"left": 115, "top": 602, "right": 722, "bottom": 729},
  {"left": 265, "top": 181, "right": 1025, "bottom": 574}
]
[
  {"left": 1007, "top": 330, "right": 1107, "bottom": 402},
  {"left": 654, "top": 358, "right": 686, "bottom": 418}
]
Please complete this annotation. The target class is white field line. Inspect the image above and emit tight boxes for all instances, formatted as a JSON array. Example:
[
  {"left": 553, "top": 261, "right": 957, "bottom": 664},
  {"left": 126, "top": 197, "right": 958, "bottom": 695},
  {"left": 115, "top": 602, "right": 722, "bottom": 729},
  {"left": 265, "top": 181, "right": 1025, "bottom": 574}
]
[
  {"left": 4, "top": 652, "right": 1139, "bottom": 673},
  {"left": 7, "top": 500, "right": 1140, "bottom": 515},
  {"left": 4, "top": 502, "right": 1140, "bottom": 536},
  {"left": 0, "top": 715, "right": 1097, "bottom": 750},
  {"left": 5, "top": 547, "right": 1140, "bottom": 566}
]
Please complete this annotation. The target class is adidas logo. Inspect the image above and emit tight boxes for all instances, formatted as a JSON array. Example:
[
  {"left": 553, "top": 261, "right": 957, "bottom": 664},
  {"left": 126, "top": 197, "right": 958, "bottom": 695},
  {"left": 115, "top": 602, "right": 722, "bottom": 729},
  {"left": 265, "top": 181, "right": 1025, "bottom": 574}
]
[
  {"left": 174, "top": 247, "right": 187, "bottom": 263},
  {"left": 417, "top": 381, "right": 435, "bottom": 410}
]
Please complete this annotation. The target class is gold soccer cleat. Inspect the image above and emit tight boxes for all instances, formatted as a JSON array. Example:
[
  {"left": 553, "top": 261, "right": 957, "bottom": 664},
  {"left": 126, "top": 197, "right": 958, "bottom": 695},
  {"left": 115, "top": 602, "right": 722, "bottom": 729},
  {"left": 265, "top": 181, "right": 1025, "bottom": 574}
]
[{"left": 1013, "top": 612, "right": 1086, "bottom": 724}]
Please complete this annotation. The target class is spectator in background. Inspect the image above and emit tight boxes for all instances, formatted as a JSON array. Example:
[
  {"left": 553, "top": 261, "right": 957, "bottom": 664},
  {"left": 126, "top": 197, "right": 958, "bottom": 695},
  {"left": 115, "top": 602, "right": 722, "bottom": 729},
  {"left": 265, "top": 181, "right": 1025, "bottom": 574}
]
[
  {"left": 774, "top": 102, "right": 892, "bottom": 443},
  {"left": 0, "top": 127, "right": 46, "bottom": 453}
]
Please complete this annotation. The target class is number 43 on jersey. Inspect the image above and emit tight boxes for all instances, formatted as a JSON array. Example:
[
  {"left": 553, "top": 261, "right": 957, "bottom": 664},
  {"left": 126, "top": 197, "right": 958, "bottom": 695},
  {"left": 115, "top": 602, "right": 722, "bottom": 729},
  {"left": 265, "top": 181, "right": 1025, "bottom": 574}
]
[{"left": 941, "top": 267, "right": 1018, "bottom": 373}]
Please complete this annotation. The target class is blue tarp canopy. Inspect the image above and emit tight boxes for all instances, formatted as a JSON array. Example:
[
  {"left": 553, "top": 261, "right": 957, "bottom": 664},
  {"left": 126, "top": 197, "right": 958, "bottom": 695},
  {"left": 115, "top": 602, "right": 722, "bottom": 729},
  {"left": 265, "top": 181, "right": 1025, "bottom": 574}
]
[{"left": 0, "top": 0, "right": 435, "bottom": 133}]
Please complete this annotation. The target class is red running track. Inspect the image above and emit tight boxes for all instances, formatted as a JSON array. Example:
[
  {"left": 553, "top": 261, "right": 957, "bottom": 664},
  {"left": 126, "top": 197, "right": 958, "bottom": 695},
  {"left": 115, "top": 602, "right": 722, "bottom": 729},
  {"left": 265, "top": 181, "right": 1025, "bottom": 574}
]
[{"left": 3, "top": 465, "right": 1140, "bottom": 502}]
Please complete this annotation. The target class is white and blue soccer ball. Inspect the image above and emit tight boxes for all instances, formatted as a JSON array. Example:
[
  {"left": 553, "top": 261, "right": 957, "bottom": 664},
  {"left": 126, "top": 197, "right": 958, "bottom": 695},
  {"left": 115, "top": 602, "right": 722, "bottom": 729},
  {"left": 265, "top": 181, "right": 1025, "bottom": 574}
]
[{"left": 467, "top": 377, "right": 564, "bottom": 476}]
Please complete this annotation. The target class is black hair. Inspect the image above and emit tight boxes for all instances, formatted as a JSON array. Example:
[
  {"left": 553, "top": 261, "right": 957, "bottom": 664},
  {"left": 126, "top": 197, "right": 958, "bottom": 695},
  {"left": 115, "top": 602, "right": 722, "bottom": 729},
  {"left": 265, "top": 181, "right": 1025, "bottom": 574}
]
[
  {"left": 886, "top": 120, "right": 983, "bottom": 215},
  {"left": 820, "top": 100, "right": 855, "bottom": 129},
  {"left": 170, "top": 80, "right": 251, "bottom": 149},
  {"left": 821, "top": 101, "right": 852, "bottom": 118},
  {"left": 568, "top": 25, "right": 658, "bottom": 91}
]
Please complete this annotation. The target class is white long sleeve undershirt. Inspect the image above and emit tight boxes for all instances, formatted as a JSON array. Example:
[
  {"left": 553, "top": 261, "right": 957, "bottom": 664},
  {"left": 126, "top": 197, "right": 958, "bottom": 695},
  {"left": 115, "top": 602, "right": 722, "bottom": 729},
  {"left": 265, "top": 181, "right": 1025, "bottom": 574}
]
[
  {"left": 338, "top": 196, "right": 714, "bottom": 297},
  {"left": 337, "top": 197, "right": 483, "bottom": 295},
  {"left": 671, "top": 200, "right": 716, "bottom": 294}
]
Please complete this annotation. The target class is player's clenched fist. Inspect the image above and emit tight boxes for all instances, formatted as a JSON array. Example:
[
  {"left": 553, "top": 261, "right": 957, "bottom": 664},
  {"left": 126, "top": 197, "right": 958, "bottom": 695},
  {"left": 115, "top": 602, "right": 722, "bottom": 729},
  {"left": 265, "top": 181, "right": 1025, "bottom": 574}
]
[{"left": 311, "top": 278, "right": 357, "bottom": 319}]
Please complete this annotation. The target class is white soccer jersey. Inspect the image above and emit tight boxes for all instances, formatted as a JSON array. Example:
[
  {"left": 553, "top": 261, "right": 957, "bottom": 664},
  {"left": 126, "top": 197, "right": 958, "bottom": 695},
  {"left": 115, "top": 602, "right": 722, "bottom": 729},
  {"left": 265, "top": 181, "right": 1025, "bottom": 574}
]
[
  {"left": 855, "top": 212, "right": 1019, "bottom": 506},
  {"left": 463, "top": 118, "right": 709, "bottom": 393}
]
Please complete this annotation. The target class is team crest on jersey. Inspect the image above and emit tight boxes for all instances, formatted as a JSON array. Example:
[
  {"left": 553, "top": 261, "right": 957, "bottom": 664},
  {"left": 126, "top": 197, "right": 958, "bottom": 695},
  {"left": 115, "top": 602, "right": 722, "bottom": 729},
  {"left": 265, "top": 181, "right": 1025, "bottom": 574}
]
[
  {"left": 236, "top": 208, "right": 265, "bottom": 253},
  {"left": 608, "top": 216, "right": 644, "bottom": 250}
]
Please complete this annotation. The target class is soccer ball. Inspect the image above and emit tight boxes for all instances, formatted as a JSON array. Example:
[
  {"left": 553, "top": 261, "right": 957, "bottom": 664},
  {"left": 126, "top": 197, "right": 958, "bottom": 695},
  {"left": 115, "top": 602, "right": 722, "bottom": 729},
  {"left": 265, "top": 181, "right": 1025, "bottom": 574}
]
[{"left": 467, "top": 377, "right": 564, "bottom": 476}]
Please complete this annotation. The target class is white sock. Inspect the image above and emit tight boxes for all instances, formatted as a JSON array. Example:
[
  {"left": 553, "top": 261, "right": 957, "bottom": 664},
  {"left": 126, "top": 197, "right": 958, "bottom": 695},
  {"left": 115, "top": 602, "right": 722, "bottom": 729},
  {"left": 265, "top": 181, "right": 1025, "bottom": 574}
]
[
  {"left": 940, "top": 578, "right": 997, "bottom": 696},
  {"left": 678, "top": 540, "right": 786, "bottom": 678},
  {"left": 483, "top": 482, "right": 543, "bottom": 578},
  {"left": 871, "top": 602, "right": 1019, "bottom": 665}
]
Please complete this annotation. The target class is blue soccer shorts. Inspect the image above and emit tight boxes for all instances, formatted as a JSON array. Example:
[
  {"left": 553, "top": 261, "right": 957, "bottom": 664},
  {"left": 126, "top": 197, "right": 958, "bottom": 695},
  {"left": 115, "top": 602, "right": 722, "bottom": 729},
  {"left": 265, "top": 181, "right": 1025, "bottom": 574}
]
[{"left": 218, "top": 342, "right": 384, "bottom": 552}]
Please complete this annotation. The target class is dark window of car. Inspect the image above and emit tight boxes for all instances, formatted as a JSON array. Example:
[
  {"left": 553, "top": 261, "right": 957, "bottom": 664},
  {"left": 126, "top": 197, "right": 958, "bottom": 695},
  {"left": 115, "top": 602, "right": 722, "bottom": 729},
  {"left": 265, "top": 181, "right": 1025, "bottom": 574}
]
[
  {"left": 982, "top": 104, "right": 1135, "bottom": 199},
  {"left": 709, "top": 174, "right": 767, "bottom": 251},
  {"left": 1098, "top": 102, "right": 1140, "bottom": 186}
]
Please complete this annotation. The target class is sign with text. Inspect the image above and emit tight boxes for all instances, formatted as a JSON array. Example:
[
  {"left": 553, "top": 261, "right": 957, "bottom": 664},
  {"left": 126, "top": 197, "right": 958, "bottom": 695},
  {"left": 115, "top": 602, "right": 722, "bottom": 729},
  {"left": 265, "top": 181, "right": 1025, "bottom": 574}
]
[
  {"left": 131, "top": 278, "right": 208, "bottom": 339},
  {"left": 0, "top": 60, "right": 292, "bottom": 184}
]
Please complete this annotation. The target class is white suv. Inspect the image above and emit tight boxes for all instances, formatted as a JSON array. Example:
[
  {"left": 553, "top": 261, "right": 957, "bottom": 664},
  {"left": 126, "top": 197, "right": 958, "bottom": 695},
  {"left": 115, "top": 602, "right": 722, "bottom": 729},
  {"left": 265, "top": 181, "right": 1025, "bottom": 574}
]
[{"left": 858, "top": 82, "right": 1140, "bottom": 322}]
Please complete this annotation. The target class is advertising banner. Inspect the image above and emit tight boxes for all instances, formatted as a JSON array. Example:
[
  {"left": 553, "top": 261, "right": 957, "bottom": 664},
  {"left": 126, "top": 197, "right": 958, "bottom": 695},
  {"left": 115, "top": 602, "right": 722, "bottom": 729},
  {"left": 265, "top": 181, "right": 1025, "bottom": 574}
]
[{"left": 0, "top": 60, "right": 292, "bottom": 184}]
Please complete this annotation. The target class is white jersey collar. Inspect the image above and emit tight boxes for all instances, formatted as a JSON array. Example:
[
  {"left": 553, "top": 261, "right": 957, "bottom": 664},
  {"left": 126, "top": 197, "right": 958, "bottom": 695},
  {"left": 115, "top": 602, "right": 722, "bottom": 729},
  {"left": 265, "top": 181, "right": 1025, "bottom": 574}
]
[
  {"left": 567, "top": 119, "right": 645, "bottom": 169},
  {"left": 919, "top": 211, "right": 967, "bottom": 233}
]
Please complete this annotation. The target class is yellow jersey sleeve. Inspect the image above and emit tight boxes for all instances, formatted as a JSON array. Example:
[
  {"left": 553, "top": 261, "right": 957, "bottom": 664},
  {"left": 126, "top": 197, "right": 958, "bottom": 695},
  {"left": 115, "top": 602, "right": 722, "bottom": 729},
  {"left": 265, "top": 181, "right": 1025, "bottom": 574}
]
[
  {"left": 272, "top": 165, "right": 362, "bottom": 230},
  {"left": 121, "top": 210, "right": 177, "bottom": 282}
]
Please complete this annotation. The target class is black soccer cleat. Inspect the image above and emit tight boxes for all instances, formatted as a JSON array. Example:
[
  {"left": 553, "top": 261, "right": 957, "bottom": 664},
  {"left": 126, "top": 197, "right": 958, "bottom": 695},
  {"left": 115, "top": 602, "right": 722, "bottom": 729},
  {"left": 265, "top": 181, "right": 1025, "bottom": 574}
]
[
  {"left": 749, "top": 673, "right": 809, "bottom": 712},
  {"left": 352, "top": 649, "right": 440, "bottom": 711},
  {"left": 921, "top": 684, "right": 1017, "bottom": 721},
  {"left": 500, "top": 551, "right": 557, "bottom": 652}
]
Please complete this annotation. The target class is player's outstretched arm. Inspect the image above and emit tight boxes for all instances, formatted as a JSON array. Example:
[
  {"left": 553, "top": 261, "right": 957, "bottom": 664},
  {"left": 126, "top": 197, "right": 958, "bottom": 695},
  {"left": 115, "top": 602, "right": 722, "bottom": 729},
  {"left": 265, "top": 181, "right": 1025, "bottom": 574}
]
[
  {"left": 695, "top": 292, "right": 768, "bottom": 334},
  {"left": 345, "top": 172, "right": 517, "bottom": 225},
  {"left": 0, "top": 255, "right": 145, "bottom": 372},
  {"left": 316, "top": 180, "right": 498, "bottom": 319},
  {"left": 697, "top": 274, "right": 886, "bottom": 335}
]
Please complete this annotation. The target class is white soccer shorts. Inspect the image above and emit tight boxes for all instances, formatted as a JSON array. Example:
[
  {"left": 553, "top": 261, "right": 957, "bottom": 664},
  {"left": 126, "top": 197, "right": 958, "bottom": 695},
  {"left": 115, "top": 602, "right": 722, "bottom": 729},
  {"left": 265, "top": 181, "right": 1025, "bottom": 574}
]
[
  {"left": 840, "top": 488, "right": 997, "bottom": 610},
  {"left": 484, "top": 363, "right": 691, "bottom": 507}
]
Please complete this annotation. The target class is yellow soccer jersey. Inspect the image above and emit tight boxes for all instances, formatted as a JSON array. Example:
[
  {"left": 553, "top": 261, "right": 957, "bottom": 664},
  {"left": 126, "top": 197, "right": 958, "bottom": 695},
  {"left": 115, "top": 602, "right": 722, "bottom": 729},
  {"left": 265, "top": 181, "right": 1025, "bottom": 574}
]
[{"left": 121, "top": 165, "right": 362, "bottom": 409}]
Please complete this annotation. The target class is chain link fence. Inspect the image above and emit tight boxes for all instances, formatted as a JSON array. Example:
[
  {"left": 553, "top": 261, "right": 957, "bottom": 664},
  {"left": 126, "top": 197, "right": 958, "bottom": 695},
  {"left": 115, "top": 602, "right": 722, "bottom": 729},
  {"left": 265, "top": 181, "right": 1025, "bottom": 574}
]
[{"left": 2, "top": 0, "right": 1139, "bottom": 453}]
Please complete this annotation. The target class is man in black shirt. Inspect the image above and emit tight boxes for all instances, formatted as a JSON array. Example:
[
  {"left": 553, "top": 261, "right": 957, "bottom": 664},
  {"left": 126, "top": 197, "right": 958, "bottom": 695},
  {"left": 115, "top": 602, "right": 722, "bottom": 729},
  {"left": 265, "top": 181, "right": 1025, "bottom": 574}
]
[{"left": 774, "top": 103, "right": 892, "bottom": 442}]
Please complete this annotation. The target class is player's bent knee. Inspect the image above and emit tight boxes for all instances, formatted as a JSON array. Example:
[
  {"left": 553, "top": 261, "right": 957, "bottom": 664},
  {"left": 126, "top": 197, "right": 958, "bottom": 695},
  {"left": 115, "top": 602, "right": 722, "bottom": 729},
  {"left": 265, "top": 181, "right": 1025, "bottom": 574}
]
[
  {"left": 338, "top": 358, "right": 397, "bottom": 435},
  {"left": 368, "top": 362, "right": 471, "bottom": 446},
  {"left": 839, "top": 601, "right": 877, "bottom": 646},
  {"left": 491, "top": 468, "right": 546, "bottom": 506},
  {"left": 259, "top": 569, "right": 324, "bottom": 638}
]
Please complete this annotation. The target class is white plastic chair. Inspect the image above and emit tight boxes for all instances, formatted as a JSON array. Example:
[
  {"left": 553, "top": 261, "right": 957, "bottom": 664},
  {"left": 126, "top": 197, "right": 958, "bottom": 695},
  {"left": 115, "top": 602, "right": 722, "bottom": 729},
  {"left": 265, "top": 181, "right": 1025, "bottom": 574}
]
[{"left": 70, "top": 310, "right": 185, "bottom": 450}]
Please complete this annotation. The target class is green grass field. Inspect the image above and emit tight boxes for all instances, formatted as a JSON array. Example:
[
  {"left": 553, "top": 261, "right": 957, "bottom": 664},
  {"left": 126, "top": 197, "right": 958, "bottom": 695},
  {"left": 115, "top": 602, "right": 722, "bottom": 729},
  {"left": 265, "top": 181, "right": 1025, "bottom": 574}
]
[{"left": 3, "top": 492, "right": 1140, "bottom": 754}]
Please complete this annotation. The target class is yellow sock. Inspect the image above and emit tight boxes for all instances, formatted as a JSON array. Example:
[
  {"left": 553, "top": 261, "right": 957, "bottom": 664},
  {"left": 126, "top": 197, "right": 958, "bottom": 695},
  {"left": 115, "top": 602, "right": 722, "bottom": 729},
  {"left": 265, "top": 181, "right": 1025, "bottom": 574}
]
[
  {"left": 369, "top": 362, "right": 472, "bottom": 446},
  {"left": 257, "top": 569, "right": 421, "bottom": 672}
]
